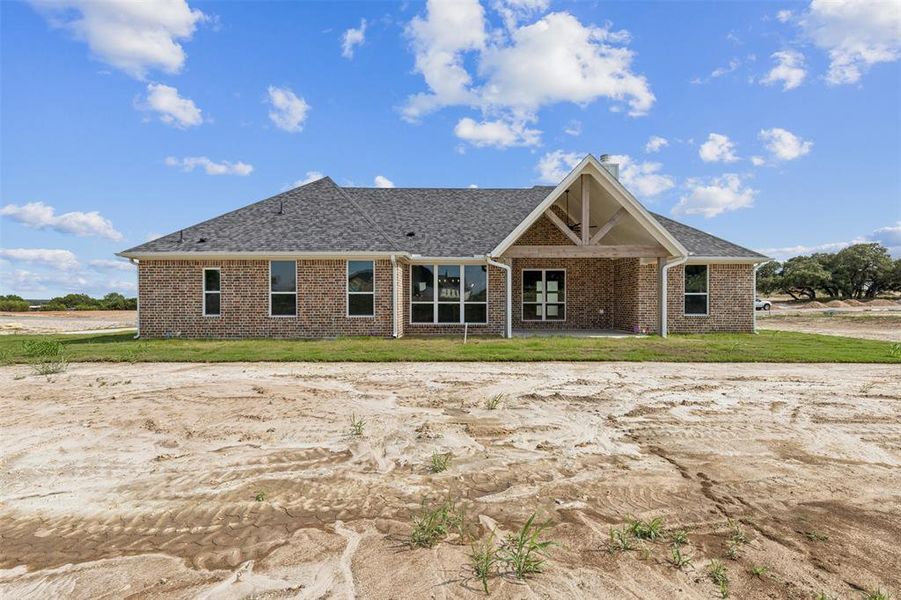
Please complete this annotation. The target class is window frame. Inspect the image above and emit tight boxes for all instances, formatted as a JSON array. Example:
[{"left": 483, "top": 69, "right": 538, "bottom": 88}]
[
  {"left": 346, "top": 260, "right": 375, "bottom": 318},
  {"left": 521, "top": 268, "right": 567, "bottom": 322},
  {"left": 202, "top": 267, "right": 221, "bottom": 317},
  {"left": 269, "top": 260, "right": 297, "bottom": 318},
  {"left": 408, "top": 263, "right": 489, "bottom": 325},
  {"left": 683, "top": 264, "right": 709, "bottom": 317}
]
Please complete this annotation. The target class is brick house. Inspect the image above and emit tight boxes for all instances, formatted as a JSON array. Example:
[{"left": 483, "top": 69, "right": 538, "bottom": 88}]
[{"left": 118, "top": 154, "right": 768, "bottom": 339}]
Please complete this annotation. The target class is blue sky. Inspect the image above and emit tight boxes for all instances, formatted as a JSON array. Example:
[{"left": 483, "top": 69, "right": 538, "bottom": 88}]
[{"left": 1, "top": 0, "right": 899, "bottom": 298}]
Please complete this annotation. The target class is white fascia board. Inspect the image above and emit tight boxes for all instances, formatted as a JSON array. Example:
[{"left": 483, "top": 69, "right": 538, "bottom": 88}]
[
  {"left": 490, "top": 154, "right": 687, "bottom": 258},
  {"left": 685, "top": 256, "right": 771, "bottom": 264},
  {"left": 116, "top": 251, "right": 408, "bottom": 260},
  {"left": 489, "top": 155, "right": 594, "bottom": 257},
  {"left": 407, "top": 255, "right": 489, "bottom": 264}
]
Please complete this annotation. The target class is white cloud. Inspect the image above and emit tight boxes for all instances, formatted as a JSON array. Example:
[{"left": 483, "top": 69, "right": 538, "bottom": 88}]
[
  {"left": 672, "top": 174, "right": 756, "bottom": 218},
  {"left": 750, "top": 155, "right": 766, "bottom": 166},
  {"left": 468, "top": 184, "right": 479, "bottom": 188},
  {"left": 267, "top": 86, "right": 310, "bottom": 132},
  {"left": 493, "top": 0, "right": 550, "bottom": 30},
  {"left": 0, "top": 267, "right": 90, "bottom": 296},
  {"left": 374, "top": 175, "right": 395, "bottom": 188},
  {"left": 760, "top": 50, "right": 807, "bottom": 90},
  {"left": 759, "top": 127, "right": 813, "bottom": 160},
  {"left": 142, "top": 83, "right": 203, "bottom": 128},
  {"left": 30, "top": 0, "right": 206, "bottom": 79},
  {"left": 454, "top": 116, "right": 541, "bottom": 147},
  {"left": 711, "top": 58, "right": 741, "bottom": 78},
  {"left": 564, "top": 120, "right": 582, "bottom": 136},
  {"left": 164, "top": 156, "right": 253, "bottom": 176},
  {"left": 403, "top": 1, "right": 654, "bottom": 130},
  {"left": 0, "top": 248, "right": 79, "bottom": 269},
  {"left": 288, "top": 171, "right": 325, "bottom": 189},
  {"left": 1, "top": 201, "right": 123, "bottom": 241},
  {"left": 341, "top": 19, "right": 367, "bottom": 59},
  {"left": 536, "top": 150, "right": 583, "bottom": 183},
  {"left": 801, "top": 0, "right": 901, "bottom": 85},
  {"left": 89, "top": 258, "right": 135, "bottom": 271},
  {"left": 645, "top": 135, "right": 668, "bottom": 153},
  {"left": 606, "top": 154, "right": 675, "bottom": 198},
  {"left": 760, "top": 222, "right": 901, "bottom": 259},
  {"left": 699, "top": 133, "right": 739, "bottom": 163},
  {"left": 776, "top": 9, "right": 794, "bottom": 23}
]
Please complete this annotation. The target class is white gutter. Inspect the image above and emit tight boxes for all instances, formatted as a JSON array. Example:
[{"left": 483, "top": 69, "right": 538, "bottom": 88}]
[
  {"left": 486, "top": 257, "right": 512, "bottom": 338},
  {"left": 659, "top": 255, "right": 688, "bottom": 338},
  {"left": 390, "top": 254, "right": 399, "bottom": 338},
  {"left": 129, "top": 258, "right": 140, "bottom": 338},
  {"left": 752, "top": 260, "right": 772, "bottom": 334}
]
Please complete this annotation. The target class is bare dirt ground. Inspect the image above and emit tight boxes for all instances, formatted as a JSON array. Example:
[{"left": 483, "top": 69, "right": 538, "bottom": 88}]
[
  {"left": 758, "top": 311, "right": 901, "bottom": 342},
  {"left": 1, "top": 362, "right": 899, "bottom": 599},
  {"left": 0, "top": 310, "right": 136, "bottom": 335}
]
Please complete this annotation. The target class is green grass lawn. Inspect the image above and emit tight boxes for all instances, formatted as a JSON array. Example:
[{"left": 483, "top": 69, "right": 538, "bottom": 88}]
[{"left": 1, "top": 330, "right": 898, "bottom": 363}]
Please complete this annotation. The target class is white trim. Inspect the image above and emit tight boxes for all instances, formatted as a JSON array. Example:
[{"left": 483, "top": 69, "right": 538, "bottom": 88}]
[
  {"left": 683, "top": 264, "right": 709, "bottom": 317},
  {"left": 117, "top": 251, "right": 404, "bottom": 260},
  {"left": 346, "top": 259, "right": 375, "bottom": 318},
  {"left": 130, "top": 258, "right": 140, "bottom": 338},
  {"left": 490, "top": 154, "right": 687, "bottom": 258},
  {"left": 269, "top": 260, "right": 297, "bottom": 318},
  {"left": 659, "top": 255, "right": 687, "bottom": 337},
  {"left": 521, "top": 268, "right": 567, "bottom": 323},
  {"left": 408, "top": 263, "right": 489, "bottom": 326},
  {"left": 685, "top": 256, "right": 769, "bottom": 264},
  {"left": 202, "top": 267, "right": 221, "bottom": 317},
  {"left": 391, "top": 255, "right": 399, "bottom": 337}
]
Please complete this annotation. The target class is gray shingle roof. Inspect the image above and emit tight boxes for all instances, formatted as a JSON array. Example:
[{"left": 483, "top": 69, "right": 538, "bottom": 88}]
[{"left": 121, "top": 177, "right": 766, "bottom": 260}]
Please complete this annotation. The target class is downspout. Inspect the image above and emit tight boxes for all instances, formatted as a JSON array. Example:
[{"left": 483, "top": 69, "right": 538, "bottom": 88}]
[
  {"left": 390, "top": 254, "right": 399, "bottom": 338},
  {"left": 752, "top": 260, "right": 772, "bottom": 334},
  {"left": 129, "top": 258, "right": 140, "bottom": 339},
  {"left": 659, "top": 255, "right": 688, "bottom": 338},
  {"left": 486, "top": 257, "right": 512, "bottom": 338}
]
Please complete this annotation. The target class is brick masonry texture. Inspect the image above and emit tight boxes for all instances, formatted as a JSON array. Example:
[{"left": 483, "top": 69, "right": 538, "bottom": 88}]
[
  {"left": 139, "top": 259, "right": 394, "bottom": 339},
  {"left": 138, "top": 223, "right": 754, "bottom": 338}
]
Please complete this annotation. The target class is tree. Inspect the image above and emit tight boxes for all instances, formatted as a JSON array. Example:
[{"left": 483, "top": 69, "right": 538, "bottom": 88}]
[
  {"left": 755, "top": 261, "right": 782, "bottom": 296},
  {"left": 52, "top": 293, "right": 100, "bottom": 309},
  {"left": 779, "top": 255, "right": 831, "bottom": 300},
  {"left": 831, "top": 243, "right": 893, "bottom": 298},
  {"left": 101, "top": 292, "right": 129, "bottom": 310}
]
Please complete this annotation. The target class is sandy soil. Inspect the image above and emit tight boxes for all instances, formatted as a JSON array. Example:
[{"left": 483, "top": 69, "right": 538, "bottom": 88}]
[
  {"left": 758, "top": 313, "right": 901, "bottom": 342},
  {"left": 1, "top": 362, "right": 899, "bottom": 599},
  {"left": 0, "top": 311, "right": 136, "bottom": 335}
]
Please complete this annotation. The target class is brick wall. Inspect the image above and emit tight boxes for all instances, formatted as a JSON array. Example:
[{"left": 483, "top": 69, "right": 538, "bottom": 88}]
[
  {"left": 138, "top": 259, "right": 395, "bottom": 338},
  {"left": 664, "top": 263, "right": 754, "bottom": 333}
]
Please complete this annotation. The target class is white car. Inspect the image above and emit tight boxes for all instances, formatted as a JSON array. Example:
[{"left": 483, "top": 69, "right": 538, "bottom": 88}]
[{"left": 755, "top": 298, "right": 772, "bottom": 311}]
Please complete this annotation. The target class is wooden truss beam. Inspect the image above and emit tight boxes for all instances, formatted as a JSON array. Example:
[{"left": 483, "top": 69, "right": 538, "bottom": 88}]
[
  {"left": 503, "top": 244, "right": 667, "bottom": 258},
  {"left": 589, "top": 207, "right": 626, "bottom": 245}
]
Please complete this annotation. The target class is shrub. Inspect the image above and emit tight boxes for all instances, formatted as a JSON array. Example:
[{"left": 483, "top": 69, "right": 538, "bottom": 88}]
[
  {"left": 23, "top": 339, "right": 68, "bottom": 375},
  {"left": 0, "top": 295, "right": 29, "bottom": 311}
]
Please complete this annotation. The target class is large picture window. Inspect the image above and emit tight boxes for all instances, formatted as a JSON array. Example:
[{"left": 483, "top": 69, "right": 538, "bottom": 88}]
[
  {"left": 684, "top": 264, "right": 709, "bottom": 315},
  {"left": 522, "top": 269, "right": 565, "bottom": 321},
  {"left": 203, "top": 268, "right": 220, "bottom": 316},
  {"left": 270, "top": 260, "right": 297, "bottom": 316},
  {"left": 410, "top": 264, "right": 488, "bottom": 324},
  {"left": 347, "top": 260, "right": 374, "bottom": 317}
]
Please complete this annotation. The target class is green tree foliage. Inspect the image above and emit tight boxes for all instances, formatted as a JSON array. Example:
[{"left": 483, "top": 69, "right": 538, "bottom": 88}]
[
  {"left": 756, "top": 243, "right": 899, "bottom": 299},
  {"left": 0, "top": 294, "right": 30, "bottom": 312}
]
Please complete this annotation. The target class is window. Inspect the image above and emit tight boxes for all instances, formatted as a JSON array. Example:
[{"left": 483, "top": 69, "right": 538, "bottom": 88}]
[
  {"left": 522, "top": 269, "right": 565, "bottom": 321},
  {"left": 684, "top": 264, "right": 708, "bottom": 315},
  {"left": 347, "top": 260, "right": 374, "bottom": 317},
  {"left": 410, "top": 264, "right": 488, "bottom": 324},
  {"left": 203, "top": 268, "right": 220, "bottom": 316},
  {"left": 270, "top": 260, "right": 297, "bottom": 316}
]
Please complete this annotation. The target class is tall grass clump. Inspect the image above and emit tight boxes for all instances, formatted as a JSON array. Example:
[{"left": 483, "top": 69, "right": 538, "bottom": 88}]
[
  {"left": 500, "top": 513, "right": 554, "bottom": 579},
  {"left": 429, "top": 451, "right": 451, "bottom": 473},
  {"left": 469, "top": 532, "right": 500, "bottom": 594},
  {"left": 409, "top": 499, "right": 464, "bottom": 548},
  {"left": 23, "top": 339, "right": 68, "bottom": 375}
]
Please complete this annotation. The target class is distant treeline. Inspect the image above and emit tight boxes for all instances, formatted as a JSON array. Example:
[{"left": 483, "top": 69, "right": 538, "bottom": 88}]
[
  {"left": 757, "top": 242, "right": 901, "bottom": 300},
  {"left": 0, "top": 293, "right": 137, "bottom": 312}
]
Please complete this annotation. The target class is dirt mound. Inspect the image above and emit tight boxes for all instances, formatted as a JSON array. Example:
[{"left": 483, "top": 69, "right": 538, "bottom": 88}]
[
  {"left": 824, "top": 300, "right": 849, "bottom": 308},
  {"left": 799, "top": 301, "right": 826, "bottom": 309},
  {"left": 844, "top": 299, "right": 864, "bottom": 306},
  {"left": 865, "top": 299, "right": 897, "bottom": 307}
]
